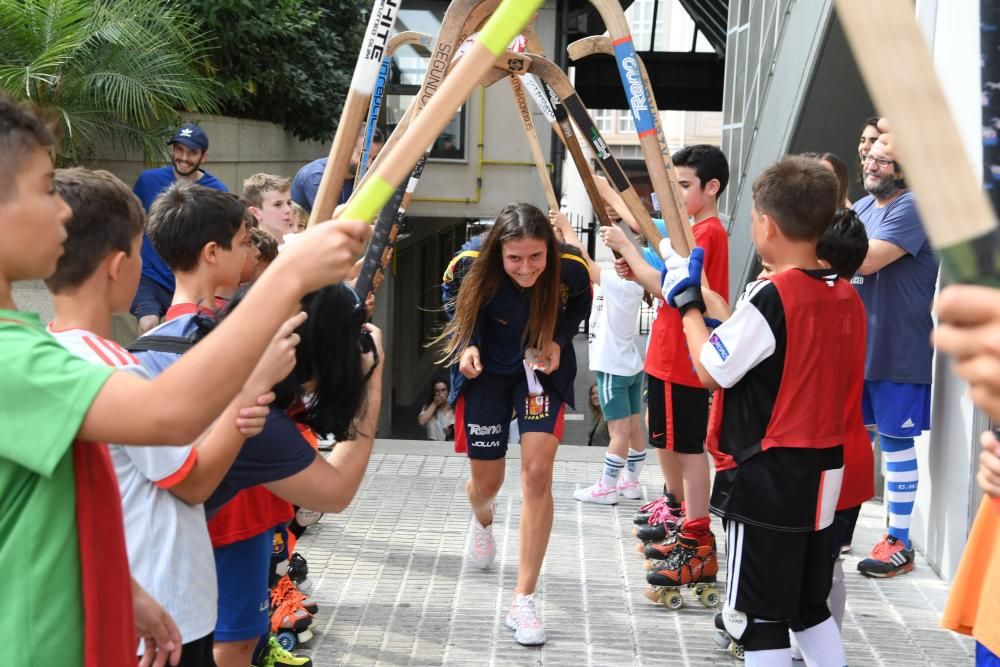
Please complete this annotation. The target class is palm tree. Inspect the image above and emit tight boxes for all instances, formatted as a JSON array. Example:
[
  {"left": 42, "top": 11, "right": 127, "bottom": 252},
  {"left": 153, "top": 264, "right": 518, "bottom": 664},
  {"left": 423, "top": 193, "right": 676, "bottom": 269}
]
[{"left": 0, "top": 0, "right": 218, "bottom": 163}]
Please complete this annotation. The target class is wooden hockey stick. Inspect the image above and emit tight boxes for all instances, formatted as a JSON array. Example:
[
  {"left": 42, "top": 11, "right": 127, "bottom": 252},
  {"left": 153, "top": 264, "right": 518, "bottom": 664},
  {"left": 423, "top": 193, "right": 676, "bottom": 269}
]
[
  {"left": 575, "top": 1, "right": 696, "bottom": 254},
  {"left": 514, "top": 28, "right": 617, "bottom": 233},
  {"left": 343, "top": 0, "right": 544, "bottom": 224},
  {"left": 307, "top": 0, "right": 401, "bottom": 228},
  {"left": 354, "top": 6, "right": 499, "bottom": 300},
  {"left": 497, "top": 51, "right": 666, "bottom": 255},
  {"left": 358, "top": 31, "right": 434, "bottom": 181},
  {"left": 836, "top": 0, "right": 1000, "bottom": 285},
  {"left": 355, "top": 0, "right": 501, "bottom": 191},
  {"left": 509, "top": 74, "right": 560, "bottom": 211}
]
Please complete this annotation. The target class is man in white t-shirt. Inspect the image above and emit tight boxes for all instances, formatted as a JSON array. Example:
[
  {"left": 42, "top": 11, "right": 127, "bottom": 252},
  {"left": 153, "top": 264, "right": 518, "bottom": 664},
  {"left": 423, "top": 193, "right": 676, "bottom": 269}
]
[{"left": 552, "top": 211, "right": 647, "bottom": 505}]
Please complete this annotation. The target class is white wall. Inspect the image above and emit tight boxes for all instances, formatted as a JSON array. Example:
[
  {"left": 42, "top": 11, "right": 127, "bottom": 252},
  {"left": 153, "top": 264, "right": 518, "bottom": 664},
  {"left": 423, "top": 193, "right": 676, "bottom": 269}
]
[{"left": 909, "top": 0, "right": 984, "bottom": 579}]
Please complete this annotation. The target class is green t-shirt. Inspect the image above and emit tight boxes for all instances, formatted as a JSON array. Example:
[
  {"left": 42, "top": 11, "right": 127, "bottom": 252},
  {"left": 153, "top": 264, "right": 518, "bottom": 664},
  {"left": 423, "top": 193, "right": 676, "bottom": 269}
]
[{"left": 0, "top": 310, "right": 113, "bottom": 664}]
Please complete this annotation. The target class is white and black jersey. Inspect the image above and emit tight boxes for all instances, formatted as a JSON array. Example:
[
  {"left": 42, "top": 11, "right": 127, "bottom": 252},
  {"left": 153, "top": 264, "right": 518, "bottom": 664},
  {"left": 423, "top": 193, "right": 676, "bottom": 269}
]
[{"left": 703, "top": 269, "right": 865, "bottom": 533}]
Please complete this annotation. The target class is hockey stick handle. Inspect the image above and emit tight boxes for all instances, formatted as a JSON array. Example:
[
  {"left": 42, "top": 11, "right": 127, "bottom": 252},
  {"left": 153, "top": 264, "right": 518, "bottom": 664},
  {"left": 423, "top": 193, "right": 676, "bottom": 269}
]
[
  {"left": 343, "top": 0, "right": 544, "bottom": 224},
  {"left": 508, "top": 75, "right": 560, "bottom": 211},
  {"left": 308, "top": 0, "right": 401, "bottom": 228}
]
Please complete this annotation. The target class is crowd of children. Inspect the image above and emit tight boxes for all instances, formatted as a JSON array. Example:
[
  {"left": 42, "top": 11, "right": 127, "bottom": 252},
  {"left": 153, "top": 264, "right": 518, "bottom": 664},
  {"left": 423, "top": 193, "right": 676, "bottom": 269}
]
[
  {"left": 0, "top": 94, "right": 381, "bottom": 666},
  {"left": 3, "top": 72, "right": 996, "bottom": 666}
]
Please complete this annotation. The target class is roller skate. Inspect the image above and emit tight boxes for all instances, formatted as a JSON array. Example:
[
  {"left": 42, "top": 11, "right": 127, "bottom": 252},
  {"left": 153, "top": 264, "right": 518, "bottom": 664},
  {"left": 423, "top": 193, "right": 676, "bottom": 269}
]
[
  {"left": 287, "top": 552, "right": 314, "bottom": 594},
  {"left": 273, "top": 574, "right": 319, "bottom": 615},
  {"left": 633, "top": 500, "right": 683, "bottom": 546},
  {"left": 633, "top": 494, "right": 669, "bottom": 525},
  {"left": 642, "top": 525, "right": 683, "bottom": 567},
  {"left": 644, "top": 534, "right": 720, "bottom": 610},
  {"left": 254, "top": 634, "right": 314, "bottom": 667},
  {"left": 713, "top": 612, "right": 745, "bottom": 660},
  {"left": 270, "top": 596, "right": 313, "bottom": 651}
]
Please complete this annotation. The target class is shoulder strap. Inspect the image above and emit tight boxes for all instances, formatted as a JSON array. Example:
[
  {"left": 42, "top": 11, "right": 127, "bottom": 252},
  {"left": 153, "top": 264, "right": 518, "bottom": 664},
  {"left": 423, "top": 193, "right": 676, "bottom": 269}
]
[{"left": 126, "top": 335, "right": 195, "bottom": 355}]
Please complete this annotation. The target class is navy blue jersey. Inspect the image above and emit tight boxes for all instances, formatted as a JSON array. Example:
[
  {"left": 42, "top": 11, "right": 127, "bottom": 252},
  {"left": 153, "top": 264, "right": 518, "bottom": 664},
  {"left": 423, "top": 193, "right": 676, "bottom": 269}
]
[{"left": 441, "top": 235, "right": 592, "bottom": 408}]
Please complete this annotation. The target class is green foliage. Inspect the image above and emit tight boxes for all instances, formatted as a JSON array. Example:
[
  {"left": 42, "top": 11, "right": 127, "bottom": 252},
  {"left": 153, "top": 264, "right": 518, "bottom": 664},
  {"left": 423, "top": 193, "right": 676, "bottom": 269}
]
[
  {"left": 0, "top": 0, "right": 218, "bottom": 163},
  {"left": 190, "top": 0, "right": 368, "bottom": 143}
]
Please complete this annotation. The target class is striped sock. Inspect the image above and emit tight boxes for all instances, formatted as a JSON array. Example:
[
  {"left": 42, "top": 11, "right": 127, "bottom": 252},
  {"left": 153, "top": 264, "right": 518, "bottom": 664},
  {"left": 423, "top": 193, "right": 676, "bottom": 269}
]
[
  {"left": 625, "top": 448, "right": 646, "bottom": 481},
  {"left": 601, "top": 454, "right": 626, "bottom": 488},
  {"left": 881, "top": 434, "right": 918, "bottom": 548}
]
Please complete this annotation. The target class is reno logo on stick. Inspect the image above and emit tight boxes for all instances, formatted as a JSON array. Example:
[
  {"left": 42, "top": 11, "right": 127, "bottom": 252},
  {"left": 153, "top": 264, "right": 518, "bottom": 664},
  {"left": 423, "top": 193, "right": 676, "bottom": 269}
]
[{"left": 613, "top": 37, "right": 655, "bottom": 134}]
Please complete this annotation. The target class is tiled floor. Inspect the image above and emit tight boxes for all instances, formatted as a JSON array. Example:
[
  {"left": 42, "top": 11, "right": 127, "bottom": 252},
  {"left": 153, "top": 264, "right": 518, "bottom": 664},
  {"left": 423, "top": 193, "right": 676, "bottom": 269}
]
[{"left": 294, "top": 441, "right": 973, "bottom": 666}]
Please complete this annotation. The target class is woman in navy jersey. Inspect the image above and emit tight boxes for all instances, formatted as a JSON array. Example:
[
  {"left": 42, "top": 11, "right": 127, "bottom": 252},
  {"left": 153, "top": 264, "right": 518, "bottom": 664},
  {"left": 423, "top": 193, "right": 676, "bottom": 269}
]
[{"left": 437, "top": 203, "right": 591, "bottom": 646}]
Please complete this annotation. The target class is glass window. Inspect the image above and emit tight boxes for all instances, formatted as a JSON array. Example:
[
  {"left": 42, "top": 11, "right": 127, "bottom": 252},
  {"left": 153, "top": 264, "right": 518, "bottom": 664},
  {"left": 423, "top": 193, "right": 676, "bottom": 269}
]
[
  {"left": 382, "top": 4, "right": 467, "bottom": 160},
  {"left": 594, "top": 109, "right": 614, "bottom": 134},
  {"left": 617, "top": 111, "right": 635, "bottom": 134}
]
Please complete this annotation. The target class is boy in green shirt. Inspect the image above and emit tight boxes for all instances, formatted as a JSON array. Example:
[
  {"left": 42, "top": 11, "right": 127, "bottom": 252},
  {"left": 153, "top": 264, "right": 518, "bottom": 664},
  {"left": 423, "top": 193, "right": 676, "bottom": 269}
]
[{"left": 0, "top": 94, "right": 371, "bottom": 666}]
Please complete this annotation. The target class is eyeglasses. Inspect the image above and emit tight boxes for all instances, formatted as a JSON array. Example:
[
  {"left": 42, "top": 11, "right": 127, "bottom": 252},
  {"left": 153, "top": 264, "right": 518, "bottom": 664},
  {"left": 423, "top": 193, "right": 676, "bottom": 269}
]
[{"left": 863, "top": 154, "right": 895, "bottom": 169}]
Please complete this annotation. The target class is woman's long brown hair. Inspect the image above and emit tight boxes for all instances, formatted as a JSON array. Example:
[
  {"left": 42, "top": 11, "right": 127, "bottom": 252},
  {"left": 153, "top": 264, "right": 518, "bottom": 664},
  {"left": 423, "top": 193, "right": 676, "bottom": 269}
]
[{"left": 434, "top": 203, "right": 562, "bottom": 365}]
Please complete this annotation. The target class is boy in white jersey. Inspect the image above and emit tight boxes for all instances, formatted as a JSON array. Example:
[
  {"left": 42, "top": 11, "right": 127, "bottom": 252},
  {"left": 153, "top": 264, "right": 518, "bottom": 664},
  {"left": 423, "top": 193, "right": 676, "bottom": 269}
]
[
  {"left": 552, "top": 210, "right": 647, "bottom": 504},
  {"left": 46, "top": 168, "right": 301, "bottom": 665}
]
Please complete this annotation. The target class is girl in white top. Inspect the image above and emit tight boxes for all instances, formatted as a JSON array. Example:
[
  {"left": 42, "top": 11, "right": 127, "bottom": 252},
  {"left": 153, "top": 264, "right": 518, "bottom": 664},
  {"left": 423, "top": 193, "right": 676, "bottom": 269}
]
[
  {"left": 418, "top": 380, "right": 455, "bottom": 441},
  {"left": 551, "top": 211, "right": 647, "bottom": 505}
]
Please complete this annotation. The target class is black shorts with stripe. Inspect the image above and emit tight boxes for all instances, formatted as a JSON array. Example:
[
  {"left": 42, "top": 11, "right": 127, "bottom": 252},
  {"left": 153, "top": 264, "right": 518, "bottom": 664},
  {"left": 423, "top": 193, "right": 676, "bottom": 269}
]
[
  {"left": 646, "top": 376, "right": 709, "bottom": 453},
  {"left": 724, "top": 520, "right": 834, "bottom": 623}
]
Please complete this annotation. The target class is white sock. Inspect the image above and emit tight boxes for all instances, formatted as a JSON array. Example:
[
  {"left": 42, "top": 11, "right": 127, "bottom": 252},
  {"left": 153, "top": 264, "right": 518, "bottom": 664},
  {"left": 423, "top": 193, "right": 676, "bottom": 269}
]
[
  {"left": 601, "top": 454, "right": 625, "bottom": 488},
  {"left": 792, "top": 617, "right": 846, "bottom": 667},
  {"left": 828, "top": 559, "right": 846, "bottom": 629},
  {"left": 745, "top": 648, "right": 793, "bottom": 667},
  {"left": 625, "top": 448, "right": 646, "bottom": 482}
]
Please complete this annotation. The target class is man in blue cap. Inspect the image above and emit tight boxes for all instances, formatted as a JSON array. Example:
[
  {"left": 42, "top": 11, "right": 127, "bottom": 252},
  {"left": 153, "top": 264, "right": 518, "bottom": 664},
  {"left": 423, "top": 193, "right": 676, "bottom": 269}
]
[{"left": 131, "top": 123, "right": 229, "bottom": 333}]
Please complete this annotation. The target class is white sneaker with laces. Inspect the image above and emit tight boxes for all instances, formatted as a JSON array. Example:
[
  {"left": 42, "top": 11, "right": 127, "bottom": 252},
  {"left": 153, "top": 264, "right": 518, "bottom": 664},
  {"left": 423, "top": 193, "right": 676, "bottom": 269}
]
[
  {"left": 468, "top": 506, "right": 496, "bottom": 569},
  {"left": 505, "top": 593, "right": 546, "bottom": 645},
  {"left": 573, "top": 479, "right": 619, "bottom": 505},
  {"left": 616, "top": 478, "right": 642, "bottom": 500}
]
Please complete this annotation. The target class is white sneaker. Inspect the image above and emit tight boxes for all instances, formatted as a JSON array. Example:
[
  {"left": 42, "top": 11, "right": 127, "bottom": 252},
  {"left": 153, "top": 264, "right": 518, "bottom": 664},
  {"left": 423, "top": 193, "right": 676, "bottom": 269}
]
[
  {"left": 468, "top": 508, "right": 496, "bottom": 569},
  {"left": 573, "top": 479, "right": 619, "bottom": 505},
  {"left": 616, "top": 478, "right": 642, "bottom": 500},
  {"left": 505, "top": 593, "right": 546, "bottom": 645}
]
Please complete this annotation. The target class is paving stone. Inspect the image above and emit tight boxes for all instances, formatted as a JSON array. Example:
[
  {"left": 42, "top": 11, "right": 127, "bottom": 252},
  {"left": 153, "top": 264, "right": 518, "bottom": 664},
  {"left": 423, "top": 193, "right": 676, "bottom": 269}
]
[{"left": 290, "top": 441, "right": 974, "bottom": 665}]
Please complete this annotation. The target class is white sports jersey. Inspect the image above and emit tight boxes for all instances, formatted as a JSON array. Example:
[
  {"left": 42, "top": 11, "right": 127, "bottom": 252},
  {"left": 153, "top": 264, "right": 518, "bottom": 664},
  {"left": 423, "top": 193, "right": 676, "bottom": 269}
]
[
  {"left": 588, "top": 269, "right": 645, "bottom": 376},
  {"left": 50, "top": 326, "right": 217, "bottom": 646}
]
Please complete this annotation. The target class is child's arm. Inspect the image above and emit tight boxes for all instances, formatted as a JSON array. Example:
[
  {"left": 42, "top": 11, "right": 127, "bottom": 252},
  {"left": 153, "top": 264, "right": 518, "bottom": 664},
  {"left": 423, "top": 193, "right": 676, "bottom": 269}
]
[
  {"left": 166, "top": 312, "right": 305, "bottom": 505},
  {"left": 79, "top": 219, "right": 371, "bottom": 446},
  {"left": 550, "top": 209, "right": 601, "bottom": 285},
  {"left": 264, "top": 323, "right": 384, "bottom": 512},
  {"left": 664, "top": 247, "right": 773, "bottom": 392},
  {"left": 594, "top": 175, "right": 639, "bottom": 234},
  {"left": 600, "top": 225, "right": 662, "bottom": 296}
]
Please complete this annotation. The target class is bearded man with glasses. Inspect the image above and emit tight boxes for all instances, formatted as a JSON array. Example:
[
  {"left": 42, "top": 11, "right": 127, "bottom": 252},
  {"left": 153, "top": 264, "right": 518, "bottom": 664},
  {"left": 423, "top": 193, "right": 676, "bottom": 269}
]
[{"left": 851, "top": 128, "right": 940, "bottom": 578}]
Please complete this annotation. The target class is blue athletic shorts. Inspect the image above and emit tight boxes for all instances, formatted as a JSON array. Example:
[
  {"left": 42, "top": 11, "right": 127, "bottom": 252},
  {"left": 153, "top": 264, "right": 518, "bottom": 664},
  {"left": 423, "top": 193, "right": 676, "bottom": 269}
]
[
  {"left": 130, "top": 274, "right": 172, "bottom": 320},
  {"left": 861, "top": 380, "right": 931, "bottom": 438},
  {"left": 455, "top": 369, "right": 564, "bottom": 460},
  {"left": 596, "top": 370, "right": 643, "bottom": 421},
  {"left": 214, "top": 527, "right": 274, "bottom": 642},
  {"left": 979, "top": 642, "right": 1000, "bottom": 667}
]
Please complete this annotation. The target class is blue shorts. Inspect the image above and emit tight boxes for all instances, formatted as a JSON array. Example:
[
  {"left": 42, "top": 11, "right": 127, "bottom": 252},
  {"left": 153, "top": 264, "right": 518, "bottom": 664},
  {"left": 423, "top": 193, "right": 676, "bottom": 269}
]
[
  {"left": 130, "top": 274, "right": 172, "bottom": 319},
  {"left": 455, "top": 369, "right": 564, "bottom": 460},
  {"left": 862, "top": 380, "right": 931, "bottom": 438},
  {"left": 596, "top": 370, "right": 643, "bottom": 421},
  {"left": 979, "top": 642, "right": 1000, "bottom": 667},
  {"left": 214, "top": 527, "right": 274, "bottom": 642}
]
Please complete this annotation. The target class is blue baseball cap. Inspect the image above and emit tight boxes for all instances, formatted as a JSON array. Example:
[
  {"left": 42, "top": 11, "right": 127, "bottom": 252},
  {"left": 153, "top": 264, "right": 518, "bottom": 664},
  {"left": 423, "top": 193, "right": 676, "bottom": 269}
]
[{"left": 168, "top": 123, "right": 209, "bottom": 151}]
